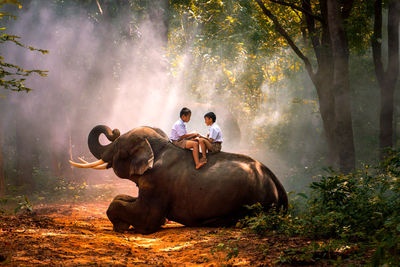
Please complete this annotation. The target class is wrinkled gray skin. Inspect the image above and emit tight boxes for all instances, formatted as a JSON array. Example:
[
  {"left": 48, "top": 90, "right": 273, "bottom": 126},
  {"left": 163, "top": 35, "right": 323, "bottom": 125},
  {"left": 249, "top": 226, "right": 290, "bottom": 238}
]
[{"left": 88, "top": 125, "right": 288, "bottom": 234}]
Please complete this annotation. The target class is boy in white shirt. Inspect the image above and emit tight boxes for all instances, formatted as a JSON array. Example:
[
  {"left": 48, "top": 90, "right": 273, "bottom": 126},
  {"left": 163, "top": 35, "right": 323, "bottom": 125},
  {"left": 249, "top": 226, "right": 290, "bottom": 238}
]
[
  {"left": 199, "top": 112, "right": 223, "bottom": 163},
  {"left": 170, "top": 107, "right": 206, "bottom": 169}
]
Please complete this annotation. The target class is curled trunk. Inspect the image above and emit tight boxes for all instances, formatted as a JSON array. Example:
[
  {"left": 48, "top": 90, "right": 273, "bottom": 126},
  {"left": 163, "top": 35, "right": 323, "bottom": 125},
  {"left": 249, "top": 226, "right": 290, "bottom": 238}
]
[{"left": 88, "top": 125, "right": 120, "bottom": 160}]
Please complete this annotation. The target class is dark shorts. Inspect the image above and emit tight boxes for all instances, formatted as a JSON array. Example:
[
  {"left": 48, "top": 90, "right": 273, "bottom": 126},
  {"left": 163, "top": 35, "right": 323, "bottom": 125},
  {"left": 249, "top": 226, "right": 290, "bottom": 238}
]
[
  {"left": 172, "top": 139, "right": 187, "bottom": 149},
  {"left": 211, "top": 142, "right": 222, "bottom": 152}
]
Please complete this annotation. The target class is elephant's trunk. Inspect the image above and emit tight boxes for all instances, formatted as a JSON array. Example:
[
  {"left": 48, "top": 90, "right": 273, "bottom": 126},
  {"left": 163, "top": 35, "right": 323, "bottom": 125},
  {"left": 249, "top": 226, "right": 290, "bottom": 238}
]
[{"left": 88, "top": 125, "right": 120, "bottom": 159}]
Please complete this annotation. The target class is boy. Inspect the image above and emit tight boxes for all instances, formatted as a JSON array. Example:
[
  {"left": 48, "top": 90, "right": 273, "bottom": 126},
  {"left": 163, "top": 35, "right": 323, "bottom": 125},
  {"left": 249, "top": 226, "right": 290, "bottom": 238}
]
[
  {"left": 198, "top": 112, "right": 223, "bottom": 162},
  {"left": 170, "top": 107, "right": 207, "bottom": 169}
]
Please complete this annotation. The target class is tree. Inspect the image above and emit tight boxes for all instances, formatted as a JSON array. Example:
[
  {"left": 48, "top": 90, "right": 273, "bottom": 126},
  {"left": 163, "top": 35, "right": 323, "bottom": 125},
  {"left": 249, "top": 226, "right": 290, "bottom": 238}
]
[
  {"left": 169, "top": 1, "right": 275, "bottom": 121},
  {"left": 254, "top": 0, "right": 360, "bottom": 173},
  {"left": 372, "top": 0, "right": 400, "bottom": 158},
  {"left": 0, "top": 123, "right": 4, "bottom": 196},
  {"left": 326, "top": 0, "right": 355, "bottom": 173},
  {"left": 0, "top": 1, "right": 48, "bottom": 92},
  {"left": 0, "top": 0, "right": 48, "bottom": 193}
]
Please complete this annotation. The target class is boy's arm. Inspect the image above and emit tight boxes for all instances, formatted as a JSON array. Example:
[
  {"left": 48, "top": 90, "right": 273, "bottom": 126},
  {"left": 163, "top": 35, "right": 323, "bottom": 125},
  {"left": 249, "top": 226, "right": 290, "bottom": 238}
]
[
  {"left": 175, "top": 123, "right": 199, "bottom": 140},
  {"left": 207, "top": 128, "right": 217, "bottom": 142}
]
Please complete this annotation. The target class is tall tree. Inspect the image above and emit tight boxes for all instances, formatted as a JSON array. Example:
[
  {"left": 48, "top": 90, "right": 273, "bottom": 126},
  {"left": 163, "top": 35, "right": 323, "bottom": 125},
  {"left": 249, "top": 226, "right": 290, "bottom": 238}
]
[
  {"left": 0, "top": 0, "right": 48, "bottom": 192},
  {"left": 255, "top": 0, "right": 356, "bottom": 172},
  {"left": 0, "top": 122, "right": 4, "bottom": 196},
  {"left": 372, "top": 0, "right": 400, "bottom": 158},
  {"left": 15, "top": 105, "right": 34, "bottom": 189},
  {"left": 326, "top": 0, "right": 355, "bottom": 172}
]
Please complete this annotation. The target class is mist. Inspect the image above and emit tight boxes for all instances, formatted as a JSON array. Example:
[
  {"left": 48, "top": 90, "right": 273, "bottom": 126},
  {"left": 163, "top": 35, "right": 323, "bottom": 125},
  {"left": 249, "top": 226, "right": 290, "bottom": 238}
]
[{"left": 0, "top": 2, "right": 332, "bottom": 195}]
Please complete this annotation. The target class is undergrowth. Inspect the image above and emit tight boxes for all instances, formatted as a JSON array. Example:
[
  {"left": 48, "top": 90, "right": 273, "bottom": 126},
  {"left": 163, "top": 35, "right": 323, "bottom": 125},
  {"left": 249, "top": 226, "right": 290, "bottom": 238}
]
[
  {"left": 238, "top": 149, "right": 400, "bottom": 266},
  {"left": 0, "top": 177, "right": 116, "bottom": 215}
]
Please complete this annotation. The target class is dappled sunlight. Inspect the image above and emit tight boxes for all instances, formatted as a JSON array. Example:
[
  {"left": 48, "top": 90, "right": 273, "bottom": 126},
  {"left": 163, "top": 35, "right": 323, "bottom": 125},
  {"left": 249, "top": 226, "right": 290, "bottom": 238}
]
[
  {"left": 237, "top": 161, "right": 252, "bottom": 172},
  {"left": 0, "top": 201, "right": 315, "bottom": 265},
  {"left": 1, "top": 1, "right": 397, "bottom": 266}
]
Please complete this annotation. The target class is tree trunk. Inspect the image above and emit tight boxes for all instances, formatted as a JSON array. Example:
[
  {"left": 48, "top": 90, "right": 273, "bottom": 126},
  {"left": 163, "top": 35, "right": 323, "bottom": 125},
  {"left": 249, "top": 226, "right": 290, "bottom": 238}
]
[
  {"left": 51, "top": 133, "right": 76, "bottom": 180},
  {"left": 373, "top": 0, "right": 400, "bottom": 158},
  {"left": 304, "top": 0, "right": 340, "bottom": 167},
  {"left": 327, "top": 0, "right": 356, "bottom": 173},
  {"left": 0, "top": 121, "right": 5, "bottom": 196},
  {"left": 256, "top": 0, "right": 356, "bottom": 171},
  {"left": 314, "top": 66, "right": 337, "bottom": 166},
  {"left": 15, "top": 108, "right": 34, "bottom": 190}
]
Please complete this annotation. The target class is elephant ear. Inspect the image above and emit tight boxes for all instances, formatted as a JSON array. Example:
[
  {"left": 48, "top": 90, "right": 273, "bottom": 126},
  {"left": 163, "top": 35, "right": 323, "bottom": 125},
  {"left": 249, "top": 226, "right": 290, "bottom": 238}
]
[{"left": 129, "top": 138, "right": 154, "bottom": 176}]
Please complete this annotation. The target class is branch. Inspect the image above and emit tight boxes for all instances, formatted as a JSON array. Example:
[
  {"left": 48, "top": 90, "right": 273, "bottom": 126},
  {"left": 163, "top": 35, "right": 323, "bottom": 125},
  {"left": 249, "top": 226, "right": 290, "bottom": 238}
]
[
  {"left": 255, "top": 0, "right": 315, "bottom": 79},
  {"left": 0, "top": 34, "right": 48, "bottom": 54},
  {"left": 96, "top": 0, "right": 103, "bottom": 15},
  {"left": 0, "top": 58, "right": 48, "bottom": 92},
  {"left": 269, "top": 0, "right": 324, "bottom": 23}
]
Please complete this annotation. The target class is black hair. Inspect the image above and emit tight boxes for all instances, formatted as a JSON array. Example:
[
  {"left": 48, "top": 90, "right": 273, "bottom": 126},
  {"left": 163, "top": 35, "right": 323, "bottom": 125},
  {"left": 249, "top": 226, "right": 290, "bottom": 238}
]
[
  {"left": 204, "top": 112, "right": 216, "bottom": 123},
  {"left": 180, "top": 107, "right": 191, "bottom": 117}
]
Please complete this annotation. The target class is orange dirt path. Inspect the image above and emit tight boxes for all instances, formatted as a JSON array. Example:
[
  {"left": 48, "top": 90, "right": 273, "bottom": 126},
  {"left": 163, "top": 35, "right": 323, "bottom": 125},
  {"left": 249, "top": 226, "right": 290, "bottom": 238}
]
[{"left": 0, "top": 202, "right": 353, "bottom": 266}]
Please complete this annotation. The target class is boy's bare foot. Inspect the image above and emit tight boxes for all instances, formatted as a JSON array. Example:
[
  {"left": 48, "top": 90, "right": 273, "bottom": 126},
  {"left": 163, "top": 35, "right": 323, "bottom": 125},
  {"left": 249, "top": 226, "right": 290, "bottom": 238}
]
[
  {"left": 195, "top": 161, "right": 207, "bottom": 169},
  {"left": 200, "top": 157, "right": 207, "bottom": 163}
]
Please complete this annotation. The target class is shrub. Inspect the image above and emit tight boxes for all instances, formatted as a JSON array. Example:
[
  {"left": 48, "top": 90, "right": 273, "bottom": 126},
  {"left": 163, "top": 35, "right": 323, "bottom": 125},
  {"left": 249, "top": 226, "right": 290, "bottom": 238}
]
[{"left": 239, "top": 149, "right": 400, "bottom": 265}]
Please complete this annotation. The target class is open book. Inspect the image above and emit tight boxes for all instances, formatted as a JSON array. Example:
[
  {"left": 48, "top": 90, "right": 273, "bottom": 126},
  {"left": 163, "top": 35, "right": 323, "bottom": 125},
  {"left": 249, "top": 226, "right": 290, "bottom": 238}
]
[{"left": 183, "top": 134, "right": 208, "bottom": 141}]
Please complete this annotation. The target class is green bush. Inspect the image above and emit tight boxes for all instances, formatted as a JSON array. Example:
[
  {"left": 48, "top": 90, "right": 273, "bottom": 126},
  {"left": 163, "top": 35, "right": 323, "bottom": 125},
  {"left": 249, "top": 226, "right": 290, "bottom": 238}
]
[{"left": 239, "top": 149, "right": 400, "bottom": 265}]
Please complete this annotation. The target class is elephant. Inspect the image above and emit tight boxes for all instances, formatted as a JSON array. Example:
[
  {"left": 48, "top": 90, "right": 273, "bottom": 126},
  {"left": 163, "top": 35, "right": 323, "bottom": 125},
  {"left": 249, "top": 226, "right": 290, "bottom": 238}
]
[{"left": 70, "top": 125, "right": 288, "bottom": 234}]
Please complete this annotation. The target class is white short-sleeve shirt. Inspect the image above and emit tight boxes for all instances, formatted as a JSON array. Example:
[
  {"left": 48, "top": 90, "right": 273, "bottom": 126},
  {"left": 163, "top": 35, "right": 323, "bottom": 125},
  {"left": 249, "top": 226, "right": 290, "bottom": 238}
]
[
  {"left": 209, "top": 123, "right": 223, "bottom": 143},
  {"left": 170, "top": 118, "right": 187, "bottom": 141}
]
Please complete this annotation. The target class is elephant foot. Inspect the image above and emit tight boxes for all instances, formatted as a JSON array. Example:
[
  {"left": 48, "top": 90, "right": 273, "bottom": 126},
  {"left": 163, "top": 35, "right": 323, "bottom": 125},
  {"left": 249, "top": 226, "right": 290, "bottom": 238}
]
[
  {"left": 112, "top": 221, "right": 131, "bottom": 233},
  {"left": 107, "top": 197, "right": 134, "bottom": 233},
  {"left": 106, "top": 194, "right": 164, "bottom": 234}
]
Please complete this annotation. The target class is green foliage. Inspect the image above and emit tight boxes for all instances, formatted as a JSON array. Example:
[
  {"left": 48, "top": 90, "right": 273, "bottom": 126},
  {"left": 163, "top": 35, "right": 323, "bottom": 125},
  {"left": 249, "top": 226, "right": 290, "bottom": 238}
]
[
  {"left": 32, "top": 176, "right": 115, "bottom": 203},
  {"left": 0, "top": 0, "right": 48, "bottom": 92},
  {"left": 238, "top": 195, "right": 307, "bottom": 237},
  {"left": 210, "top": 238, "right": 240, "bottom": 263},
  {"left": 3, "top": 171, "right": 116, "bottom": 205},
  {"left": 168, "top": 0, "right": 274, "bottom": 119},
  {"left": 379, "top": 148, "right": 400, "bottom": 176},
  {"left": 239, "top": 149, "right": 400, "bottom": 265},
  {"left": 13, "top": 195, "right": 33, "bottom": 214},
  {"left": 276, "top": 240, "right": 360, "bottom": 265},
  {"left": 0, "top": 194, "right": 33, "bottom": 214}
]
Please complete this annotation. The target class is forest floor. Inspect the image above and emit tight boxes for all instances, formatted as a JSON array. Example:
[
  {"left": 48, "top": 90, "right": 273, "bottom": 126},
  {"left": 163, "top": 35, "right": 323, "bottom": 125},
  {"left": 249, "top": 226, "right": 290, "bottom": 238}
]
[
  {"left": 0, "top": 179, "right": 368, "bottom": 266},
  {"left": 0, "top": 201, "right": 368, "bottom": 266}
]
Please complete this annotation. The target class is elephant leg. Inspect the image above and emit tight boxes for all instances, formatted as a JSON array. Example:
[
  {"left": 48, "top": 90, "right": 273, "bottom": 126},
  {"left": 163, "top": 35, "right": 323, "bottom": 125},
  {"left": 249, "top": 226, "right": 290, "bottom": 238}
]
[
  {"left": 106, "top": 194, "right": 165, "bottom": 234},
  {"left": 107, "top": 194, "right": 137, "bottom": 232},
  {"left": 112, "top": 194, "right": 137, "bottom": 203}
]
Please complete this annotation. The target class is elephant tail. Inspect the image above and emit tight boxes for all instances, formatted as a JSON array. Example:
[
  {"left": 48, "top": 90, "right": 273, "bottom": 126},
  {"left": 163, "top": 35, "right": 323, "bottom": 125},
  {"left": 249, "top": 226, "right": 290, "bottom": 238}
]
[{"left": 276, "top": 181, "right": 289, "bottom": 212}]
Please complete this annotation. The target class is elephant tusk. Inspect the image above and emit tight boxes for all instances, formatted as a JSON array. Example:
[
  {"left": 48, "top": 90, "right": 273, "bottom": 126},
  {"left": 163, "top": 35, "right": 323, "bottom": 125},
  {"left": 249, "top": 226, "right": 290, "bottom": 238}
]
[
  {"left": 93, "top": 162, "right": 108, "bottom": 169},
  {"left": 69, "top": 159, "right": 105, "bottom": 168},
  {"left": 78, "top": 157, "right": 89, "bottom": 164},
  {"left": 78, "top": 157, "right": 107, "bottom": 169}
]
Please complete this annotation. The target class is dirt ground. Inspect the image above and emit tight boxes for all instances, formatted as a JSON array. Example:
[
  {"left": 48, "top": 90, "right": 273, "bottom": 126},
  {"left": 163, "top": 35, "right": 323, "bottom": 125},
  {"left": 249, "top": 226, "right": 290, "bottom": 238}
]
[{"left": 0, "top": 201, "right": 364, "bottom": 266}]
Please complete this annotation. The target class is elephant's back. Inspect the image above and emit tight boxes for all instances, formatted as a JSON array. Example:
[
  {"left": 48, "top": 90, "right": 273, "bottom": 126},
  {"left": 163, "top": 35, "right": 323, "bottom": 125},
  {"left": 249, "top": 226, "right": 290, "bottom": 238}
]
[
  {"left": 128, "top": 126, "right": 169, "bottom": 141},
  {"left": 156, "top": 146, "right": 285, "bottom": 224},
  {"left": 159, "top": 145, "right": 276, "bottom": 187}
]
